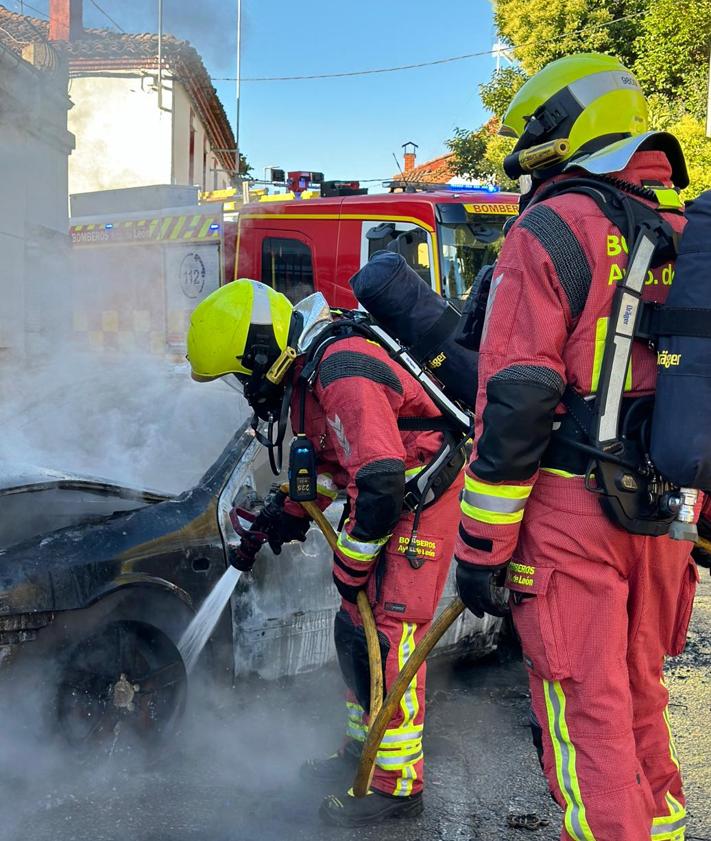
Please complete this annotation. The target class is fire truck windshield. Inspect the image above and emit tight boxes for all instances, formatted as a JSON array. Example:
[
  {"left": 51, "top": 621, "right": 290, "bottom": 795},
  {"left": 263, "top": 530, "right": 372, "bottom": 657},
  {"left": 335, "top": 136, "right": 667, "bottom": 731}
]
[{"left": 438, "top": 219, "right": 506, "bottom": 302}]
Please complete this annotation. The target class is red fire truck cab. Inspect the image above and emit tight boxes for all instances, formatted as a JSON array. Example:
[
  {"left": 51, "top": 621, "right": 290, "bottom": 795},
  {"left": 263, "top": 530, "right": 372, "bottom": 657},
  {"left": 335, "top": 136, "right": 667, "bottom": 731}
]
[{"left": 227, "top": 188, "right": 518, "bottom": 308}]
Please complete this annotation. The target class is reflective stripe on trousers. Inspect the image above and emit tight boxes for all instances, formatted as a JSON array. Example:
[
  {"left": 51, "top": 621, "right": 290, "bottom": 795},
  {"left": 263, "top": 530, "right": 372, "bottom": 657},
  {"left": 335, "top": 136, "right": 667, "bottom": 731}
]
[
  {"left": 542, "top": 679, "right": 597, "bottom": 841},
  {"left": 372, "top": 622, "right": 421, "bottom": 796},
  {"left": 651, "top": 791, "right": 686, "bottom": 840},
  {"left": 346, "top": 700, "right": 367, "bottom": 742}
]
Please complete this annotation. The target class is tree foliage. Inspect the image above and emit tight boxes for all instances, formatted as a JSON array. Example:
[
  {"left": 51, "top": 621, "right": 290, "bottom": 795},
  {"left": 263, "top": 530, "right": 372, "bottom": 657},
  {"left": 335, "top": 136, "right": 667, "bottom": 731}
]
[
  {"left": 447, "top": 120, "right": 518, "bottom": 190},
  {"left": 494, "top": 0, "right": 647, "bottom": 75},
  {"left": 634, "top": 0, "right": 711, "bottom": 122},
  {"left": 479, "top": 67, "right": 527, "bottom": 117},
  {"left": 448, "top": 0, "right": 711, "bottom": 197}
]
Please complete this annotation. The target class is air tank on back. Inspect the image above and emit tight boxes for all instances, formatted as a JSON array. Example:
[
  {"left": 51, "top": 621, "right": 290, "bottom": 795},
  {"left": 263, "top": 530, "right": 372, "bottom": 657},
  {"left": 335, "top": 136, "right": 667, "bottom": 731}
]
[{"left": 349, "top": 251, "right": 478, "bottom": 408}]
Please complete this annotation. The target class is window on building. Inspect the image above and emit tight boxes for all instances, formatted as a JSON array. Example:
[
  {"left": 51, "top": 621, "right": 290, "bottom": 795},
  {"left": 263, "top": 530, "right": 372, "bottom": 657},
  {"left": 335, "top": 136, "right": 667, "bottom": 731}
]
[
  {"left": 261, "top": 237, "right": 314, "bottom": 303},
  {"left": 188, "top": 110, "right": 196, "bottom": 185}
]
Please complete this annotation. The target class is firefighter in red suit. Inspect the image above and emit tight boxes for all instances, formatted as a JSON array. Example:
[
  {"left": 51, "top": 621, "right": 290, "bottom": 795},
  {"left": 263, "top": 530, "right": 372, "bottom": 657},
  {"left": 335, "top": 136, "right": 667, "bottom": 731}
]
[
  {"left": 455, "top": 54, "right": 702, "bottom": 841},
  {"left": 187, "top": 279, "right": 464, "bottom": 827}
]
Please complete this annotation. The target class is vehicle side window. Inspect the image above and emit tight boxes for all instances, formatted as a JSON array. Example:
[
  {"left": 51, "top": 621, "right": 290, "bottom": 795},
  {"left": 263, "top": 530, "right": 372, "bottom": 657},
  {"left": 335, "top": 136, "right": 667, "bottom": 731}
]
[
  {"left": 363, "top": 222, "right": 432, "bottom": 286},
  {"left": 261, "top": 236, "right": 315, "bottom": 303}
]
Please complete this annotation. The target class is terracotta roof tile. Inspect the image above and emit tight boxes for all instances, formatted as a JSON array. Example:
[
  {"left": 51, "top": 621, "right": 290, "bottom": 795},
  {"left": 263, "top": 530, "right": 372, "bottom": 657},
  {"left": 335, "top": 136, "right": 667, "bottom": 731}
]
[
  {"left": 393, "top": 153, "right": 456, "bottom": 184},
  {"left": 0, "top": 4, "right": 235, "bottom": 176}
]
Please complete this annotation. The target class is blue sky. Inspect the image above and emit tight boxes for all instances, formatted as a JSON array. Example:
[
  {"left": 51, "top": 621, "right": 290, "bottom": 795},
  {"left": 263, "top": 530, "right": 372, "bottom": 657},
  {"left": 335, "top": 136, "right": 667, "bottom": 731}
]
[{"left": 14, "top": 0, "right": 500, "bottom": 187}]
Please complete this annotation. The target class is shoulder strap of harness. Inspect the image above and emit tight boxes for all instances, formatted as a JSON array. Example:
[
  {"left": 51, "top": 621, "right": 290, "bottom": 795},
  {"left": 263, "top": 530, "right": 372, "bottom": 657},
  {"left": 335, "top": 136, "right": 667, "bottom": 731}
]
[{"left": 297, "top": 314, "right": 470, "bottom": 537}]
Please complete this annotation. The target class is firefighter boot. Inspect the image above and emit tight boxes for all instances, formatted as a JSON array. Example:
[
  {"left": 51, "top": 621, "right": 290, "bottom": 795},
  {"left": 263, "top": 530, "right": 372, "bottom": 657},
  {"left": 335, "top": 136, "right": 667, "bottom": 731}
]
[
  {"left": 319, "top": 789, "right": 423, "bottom": 827},
  {"left": 300, "top": 739, "right": 362, "bottom": 784}
]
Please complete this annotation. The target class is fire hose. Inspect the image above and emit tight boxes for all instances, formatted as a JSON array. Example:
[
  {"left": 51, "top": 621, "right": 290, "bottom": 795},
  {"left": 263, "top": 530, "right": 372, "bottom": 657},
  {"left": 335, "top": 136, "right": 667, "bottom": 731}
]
[
  {"left": 296, "top": 495, "right": 465, "bottom": 798},
  {"left": 240, "top": 492, "right": 710, "bottom": 799}
]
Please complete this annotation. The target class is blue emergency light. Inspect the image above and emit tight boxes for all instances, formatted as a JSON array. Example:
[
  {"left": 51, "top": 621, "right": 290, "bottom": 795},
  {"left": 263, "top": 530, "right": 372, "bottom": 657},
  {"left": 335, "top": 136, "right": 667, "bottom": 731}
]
[
  {"left": 104, "top": 223, "right": 113, "bottom": 229},
  {"left": 209, "top": 223, "right": 220, "bottom": 231},
  {"left": 446, "top": 184, "right": 500, "bottom": 193}
]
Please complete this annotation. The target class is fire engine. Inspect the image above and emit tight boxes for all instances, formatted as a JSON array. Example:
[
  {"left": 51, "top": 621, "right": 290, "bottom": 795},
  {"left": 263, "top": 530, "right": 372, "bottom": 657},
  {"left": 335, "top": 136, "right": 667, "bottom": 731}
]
[{"left": 225, "top": 181, "right": 519, "bottom": 308}]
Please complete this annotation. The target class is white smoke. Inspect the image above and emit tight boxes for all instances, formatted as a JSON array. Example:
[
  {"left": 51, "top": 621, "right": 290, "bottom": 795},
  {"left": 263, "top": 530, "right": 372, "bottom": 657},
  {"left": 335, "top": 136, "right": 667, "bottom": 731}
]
[{"left": 0, "top": 351, "right": 249, "bottom": 494}]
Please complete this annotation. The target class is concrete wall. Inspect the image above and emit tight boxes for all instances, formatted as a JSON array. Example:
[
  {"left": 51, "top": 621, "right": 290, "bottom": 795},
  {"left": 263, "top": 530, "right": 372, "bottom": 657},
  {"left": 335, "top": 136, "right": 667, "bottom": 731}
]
[
  {"left": 68, "top": 74, "right": 172, "bottom": 193},
  {"left": 68, "top": 73, "right": 232, "bottom": 194},
  {"left": 171, "top": 83, "right": 231, "bottom": 191},
  {"left": 0, "top": 44, "right": 75, "bottom": 359}
]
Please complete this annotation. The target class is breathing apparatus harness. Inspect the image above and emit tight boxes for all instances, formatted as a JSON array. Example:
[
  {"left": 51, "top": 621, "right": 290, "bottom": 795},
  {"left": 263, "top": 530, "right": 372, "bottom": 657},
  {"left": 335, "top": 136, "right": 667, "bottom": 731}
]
[
  {"left": 531, "top": 173, "right": 710, "bottom": 537},
  {"left": 247, "top": 308, "right": 474, "bottom": 567}
]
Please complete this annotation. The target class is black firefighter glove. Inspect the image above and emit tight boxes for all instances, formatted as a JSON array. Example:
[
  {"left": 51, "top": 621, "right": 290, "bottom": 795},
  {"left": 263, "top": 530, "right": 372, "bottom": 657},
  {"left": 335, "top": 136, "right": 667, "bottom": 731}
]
[
  {"left": 252, "top": 486, "right": 311, "bottom": 555},
  {"left": 692, "top": 517, "right": 711, "bottom": 570},
  {"left": 233, "top": 487, "right": 310, "bottom": 570},
  {"left": 455, "top": 560, "right": 510, "bottom": 618}
]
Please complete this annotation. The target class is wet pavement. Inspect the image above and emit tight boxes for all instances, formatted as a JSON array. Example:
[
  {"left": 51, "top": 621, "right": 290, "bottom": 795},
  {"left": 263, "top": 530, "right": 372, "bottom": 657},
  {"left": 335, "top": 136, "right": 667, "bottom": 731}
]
[{"left": 4, "top": 577, "right": 710, "bottom": 841}]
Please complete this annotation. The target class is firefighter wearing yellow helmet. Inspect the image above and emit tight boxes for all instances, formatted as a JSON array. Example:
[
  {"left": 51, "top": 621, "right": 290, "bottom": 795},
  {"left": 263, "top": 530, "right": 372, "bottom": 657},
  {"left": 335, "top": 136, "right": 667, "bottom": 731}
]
[
  {"left": 187, "top": 277, "right": 467, "bottom": 826},
  {"left": 455, "top": 53, "right": 696, "bottom": 841},
  {"left": 500, "top": 52, "right": 687, "bottom": 186}
]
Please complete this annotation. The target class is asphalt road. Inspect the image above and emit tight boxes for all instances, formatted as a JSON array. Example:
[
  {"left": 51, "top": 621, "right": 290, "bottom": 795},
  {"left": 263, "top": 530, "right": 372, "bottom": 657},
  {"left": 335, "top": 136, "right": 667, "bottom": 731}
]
[{"left": 4, "top": 577, "right": 710, "bottom": 841}]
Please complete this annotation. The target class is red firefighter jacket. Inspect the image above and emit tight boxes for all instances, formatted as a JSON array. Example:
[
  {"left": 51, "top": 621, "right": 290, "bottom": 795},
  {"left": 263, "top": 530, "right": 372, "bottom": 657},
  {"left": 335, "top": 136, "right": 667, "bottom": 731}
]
[
  {"left": 283, "top": 334, "right": 445, "bottom": 586},
  {"left": 455, "top": 151, "right": 687, "bottom": 568}
]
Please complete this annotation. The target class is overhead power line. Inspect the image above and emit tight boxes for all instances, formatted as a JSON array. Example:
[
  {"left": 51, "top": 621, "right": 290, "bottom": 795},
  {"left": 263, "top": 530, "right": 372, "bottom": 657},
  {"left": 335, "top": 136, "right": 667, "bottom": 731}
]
[
  {"left": 13, "top": 0, "right": 48, "bottom": 20},
  {"left": 87, "top": 0, "right": 125, "bottom": 33},
  {"left": 213, "top": 11, "right": 645, "bottom": 82}
]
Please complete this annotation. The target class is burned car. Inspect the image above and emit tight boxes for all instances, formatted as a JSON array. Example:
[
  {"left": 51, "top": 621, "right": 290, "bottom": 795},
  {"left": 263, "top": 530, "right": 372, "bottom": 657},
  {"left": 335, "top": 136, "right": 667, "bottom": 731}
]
[{"left": 0, "top": 421, "right": 500, "bottom": 746}]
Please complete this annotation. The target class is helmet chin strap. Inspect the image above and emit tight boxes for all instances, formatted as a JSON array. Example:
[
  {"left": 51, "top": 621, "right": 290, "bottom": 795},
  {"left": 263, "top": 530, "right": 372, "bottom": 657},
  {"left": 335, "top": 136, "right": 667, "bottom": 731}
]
[{"left": 247, "top": 309, "right": 304, "bottom": 476}]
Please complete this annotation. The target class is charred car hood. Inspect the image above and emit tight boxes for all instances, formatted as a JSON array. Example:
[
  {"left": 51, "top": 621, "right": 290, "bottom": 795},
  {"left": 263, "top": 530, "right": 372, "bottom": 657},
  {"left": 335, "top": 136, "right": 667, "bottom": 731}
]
[{"left": 0, "top": 426, "right": 256, "bottom": 616}]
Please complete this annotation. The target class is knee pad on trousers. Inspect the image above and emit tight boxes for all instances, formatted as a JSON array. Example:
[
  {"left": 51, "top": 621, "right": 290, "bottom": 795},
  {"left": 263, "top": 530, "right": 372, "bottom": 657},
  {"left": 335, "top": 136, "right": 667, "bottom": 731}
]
[{"left": 334, "top": 609, "right": 390, "bottom": 713}]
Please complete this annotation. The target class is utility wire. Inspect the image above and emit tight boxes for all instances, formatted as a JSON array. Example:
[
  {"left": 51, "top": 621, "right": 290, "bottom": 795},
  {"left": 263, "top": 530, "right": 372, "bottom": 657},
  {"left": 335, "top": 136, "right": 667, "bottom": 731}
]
[
  {"left": 87, "top": 0, "right": 126, "bottom": 33},
  {"left": 13, "top": 0, "right": 48, "bottom": 20},
  {"left": 213, "top": 11, "right": 645, "bottom": 82}
]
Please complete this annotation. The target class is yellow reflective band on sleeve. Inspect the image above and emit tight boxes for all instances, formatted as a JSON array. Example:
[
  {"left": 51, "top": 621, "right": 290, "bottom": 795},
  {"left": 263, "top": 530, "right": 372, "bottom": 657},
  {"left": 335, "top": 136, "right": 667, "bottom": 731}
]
[
  {"left": 405, "top": 465, "right": 425, "bottom": 478},
  {"left": 316, "top": 473, "right": 338, "bottom": 500},
  {"left": 336, "top": 520, "right": 390, "bottom": 563},
  {"left": 543, "top": 680, "right": 597, "bottom": 841},
  {"left": 464, "top": 475, "right": 532, "bottom": 500},
  {"left": 461, "top": 475, "right": 532, "bottom": 525},
  {"left": 541, "top": 467, "right": 583, "bottom": 478}
]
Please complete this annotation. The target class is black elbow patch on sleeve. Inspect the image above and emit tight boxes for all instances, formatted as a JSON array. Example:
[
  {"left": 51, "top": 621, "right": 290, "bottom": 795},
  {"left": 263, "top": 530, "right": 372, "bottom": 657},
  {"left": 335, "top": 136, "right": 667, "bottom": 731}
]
[
  {"left": 474, "top": 365, "right": 564, "bottom": 482},
  {"left": 352, "top": 458, "right": 405, "bottom": 539}
]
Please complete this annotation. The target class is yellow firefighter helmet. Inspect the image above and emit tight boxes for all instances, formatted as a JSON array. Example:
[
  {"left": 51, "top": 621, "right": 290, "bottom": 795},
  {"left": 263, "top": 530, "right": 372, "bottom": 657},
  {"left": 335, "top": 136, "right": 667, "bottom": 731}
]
[{"left": 187, "top": 279, "right": 293, "bottom": 382}]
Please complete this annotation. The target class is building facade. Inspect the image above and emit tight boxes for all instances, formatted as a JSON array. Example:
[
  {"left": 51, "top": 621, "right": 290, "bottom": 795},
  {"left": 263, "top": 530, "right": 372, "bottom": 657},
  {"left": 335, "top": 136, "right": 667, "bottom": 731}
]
[
  {"left": 0, "top": 39, "right": 74, "bottom": 358},
  {"left": 0, "top": 2, "right": 237, "bottom": 197}
]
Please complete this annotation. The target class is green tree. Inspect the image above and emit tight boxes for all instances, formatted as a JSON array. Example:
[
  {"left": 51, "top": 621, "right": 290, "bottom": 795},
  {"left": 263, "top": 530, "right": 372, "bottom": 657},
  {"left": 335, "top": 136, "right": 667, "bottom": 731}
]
[
  {"left": 493, "top": 0, "right": 648, "bottom": 75},
  {"left": 449, "top": 0, "right": 711, "bottom": 196},
  {"left": 480, "top": 66, "right": 527, "bottom": 117},
  {"left": 634, "top": 0, "right": 711, "bottom": 122},
  {"left": 447, "top": 126, "right": 488, "bottom": 179}
]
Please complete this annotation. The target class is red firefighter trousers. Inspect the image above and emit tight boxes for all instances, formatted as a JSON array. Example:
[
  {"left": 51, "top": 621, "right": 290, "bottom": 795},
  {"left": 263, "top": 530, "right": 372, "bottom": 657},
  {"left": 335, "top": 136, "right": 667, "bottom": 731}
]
[
  {"left": 508, "top": 472, "right": 698, "bottom": 841},
  {"left": 341, "top": 478, "right": 462, "bottom": 797}
]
